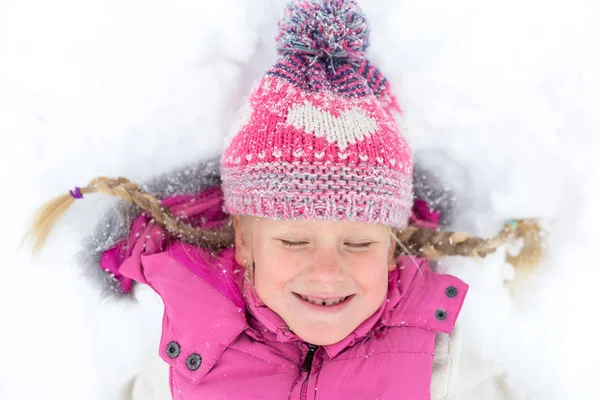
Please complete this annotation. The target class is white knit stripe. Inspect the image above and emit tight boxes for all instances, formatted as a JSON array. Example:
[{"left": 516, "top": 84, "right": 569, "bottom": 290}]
[{"left": 286, "top": 102, "right": 378, "bottom": 150}]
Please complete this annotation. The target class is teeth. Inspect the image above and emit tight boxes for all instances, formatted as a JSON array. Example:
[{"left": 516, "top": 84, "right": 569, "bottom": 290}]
[{"left": 299, "top": 295, "right": 347, "bottom": 306}]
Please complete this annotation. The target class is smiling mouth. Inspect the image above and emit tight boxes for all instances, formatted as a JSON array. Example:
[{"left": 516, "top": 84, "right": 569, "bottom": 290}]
[{"left": 294, "top": 293, "right": 354, "bottom": 306}]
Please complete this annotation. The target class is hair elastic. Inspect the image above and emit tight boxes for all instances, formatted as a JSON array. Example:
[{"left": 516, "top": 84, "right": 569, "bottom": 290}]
[{"left": 69, "top": 186, "right": 83, "bottom": 199}]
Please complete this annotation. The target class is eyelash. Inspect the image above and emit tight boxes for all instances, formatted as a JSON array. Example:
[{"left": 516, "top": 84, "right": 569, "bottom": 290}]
[{"left": 280, "top": 240, "right": 373, "bottom": 249}]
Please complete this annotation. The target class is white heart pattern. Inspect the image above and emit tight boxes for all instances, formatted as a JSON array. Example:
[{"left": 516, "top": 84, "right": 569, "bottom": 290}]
[{"left": 286, "top": 103, "right": 378, "bottom": 151}]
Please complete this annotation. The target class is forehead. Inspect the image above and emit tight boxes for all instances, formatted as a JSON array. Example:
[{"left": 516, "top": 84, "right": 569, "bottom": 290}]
[{"left": 244, "top": 216, "right": 386, "bottom": 235}]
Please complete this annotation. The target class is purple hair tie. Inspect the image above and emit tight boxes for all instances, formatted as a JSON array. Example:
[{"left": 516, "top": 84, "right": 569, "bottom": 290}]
[{"left": 69, "top": 186, "right": 84, "bottom": 199}]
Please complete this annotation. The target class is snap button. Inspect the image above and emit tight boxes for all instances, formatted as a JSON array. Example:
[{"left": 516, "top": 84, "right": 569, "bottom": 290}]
[
  {"left": 166, "top": 341, "right": 181, "bottom": 359},
  {"left": 445, "top": 286, "right": 458, "bottom": 298},
  {"left": 186, "top": 353, "right": 202, "bottom": 371},
  {"left": 435, "top": 309, "right": 447, "bottom": 321}
]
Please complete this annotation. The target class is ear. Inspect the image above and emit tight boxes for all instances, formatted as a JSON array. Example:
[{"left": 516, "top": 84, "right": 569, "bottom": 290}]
[
  {"left": 232, "top": 215, "right": 252, "bottom": 267},
  {"left": 387, "top": 232, "right": 398, "bottom": 272}
]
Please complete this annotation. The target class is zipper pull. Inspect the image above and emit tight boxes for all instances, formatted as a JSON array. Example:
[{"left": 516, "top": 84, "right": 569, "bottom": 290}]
[{"left": 301, "top": 344, "right": 318, "bottom": 372}]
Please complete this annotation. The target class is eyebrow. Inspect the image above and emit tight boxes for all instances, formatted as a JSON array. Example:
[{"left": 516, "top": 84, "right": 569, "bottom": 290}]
[
  {"left": 272, "top": 231, "right": 382, "bottom": 240},
  {"left": 267, "top": 222, "right": 384, "bottom": 237}
]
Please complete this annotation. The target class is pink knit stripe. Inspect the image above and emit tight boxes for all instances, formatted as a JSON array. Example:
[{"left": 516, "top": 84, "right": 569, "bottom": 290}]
[{"left": 222, "top": 77, "right": 411, "bottom": 170}]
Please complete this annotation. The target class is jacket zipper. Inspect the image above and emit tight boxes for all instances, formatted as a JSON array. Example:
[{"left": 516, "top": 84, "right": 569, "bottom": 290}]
[{"left": 300, "top": 344, "right": 318, "bottom": 400}]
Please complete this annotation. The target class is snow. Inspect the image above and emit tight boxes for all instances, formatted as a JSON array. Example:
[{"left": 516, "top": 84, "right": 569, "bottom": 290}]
[{"left": 1, "top": 0, "right": 599, "bottom": 398}]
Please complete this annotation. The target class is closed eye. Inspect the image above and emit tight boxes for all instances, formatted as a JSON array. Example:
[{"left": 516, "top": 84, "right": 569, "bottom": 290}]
[
  {"left": 279, "top": 240, "right": 308, "bottom": 248},
  {"left": 346, "top": 242, "right": 373, "bottom": 249},
  {"left": 279, "top": 240, "right": 374, "bottom": 249}
]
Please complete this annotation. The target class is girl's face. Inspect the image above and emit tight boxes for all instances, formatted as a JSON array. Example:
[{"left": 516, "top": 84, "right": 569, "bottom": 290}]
[{"left": 233, "top": 215, "right": 397, "bottom": 346}]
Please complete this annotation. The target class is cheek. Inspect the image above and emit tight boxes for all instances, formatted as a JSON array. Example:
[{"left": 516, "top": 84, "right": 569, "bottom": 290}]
[
  {"left": 351, "top": 254, "right": 390, "bottom": 295},
  {"left": 252, "top": 248, "right": 299, "bottom": 297}
]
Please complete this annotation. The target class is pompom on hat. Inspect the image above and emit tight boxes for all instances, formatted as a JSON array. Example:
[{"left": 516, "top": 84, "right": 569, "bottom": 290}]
[{"left": 220, "top": 0, "right": 413, "bottom": 229}]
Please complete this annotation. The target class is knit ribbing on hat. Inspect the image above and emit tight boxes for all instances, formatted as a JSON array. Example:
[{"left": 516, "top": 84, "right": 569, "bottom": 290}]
[{"left": 221, "top": 162, "right": 412, "bottom": 227}]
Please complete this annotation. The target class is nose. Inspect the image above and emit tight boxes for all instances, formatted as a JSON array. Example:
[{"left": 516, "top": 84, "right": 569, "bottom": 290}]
[{"left": 305, "top": 249, "right": 345, "bottom": 287}]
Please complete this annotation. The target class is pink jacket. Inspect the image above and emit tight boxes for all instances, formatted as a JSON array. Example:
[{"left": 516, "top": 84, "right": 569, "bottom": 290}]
[{"left": 103, "top": 188, "right": 468, "bottom": 399}]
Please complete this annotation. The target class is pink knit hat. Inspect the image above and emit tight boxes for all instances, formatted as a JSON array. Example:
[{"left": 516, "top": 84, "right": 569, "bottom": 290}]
[{"left": 220, "top": 0, "right": 413, "bottom": 229}]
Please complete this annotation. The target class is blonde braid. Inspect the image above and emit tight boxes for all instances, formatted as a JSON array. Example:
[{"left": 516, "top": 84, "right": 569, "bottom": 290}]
[
  {"left": 22, "top": 176, "right": 234, "bottom": 255},
  {"left": 391, "top": 219, "right": 544, "bottom": 269}
]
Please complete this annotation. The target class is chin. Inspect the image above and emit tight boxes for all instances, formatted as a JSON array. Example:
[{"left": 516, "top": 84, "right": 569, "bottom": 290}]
[
  {"left": 307, "top": 336, "right": 346, "bottom": 346},
  {"left": 294, "top": 325, "right": 353, "bottom": 346}
]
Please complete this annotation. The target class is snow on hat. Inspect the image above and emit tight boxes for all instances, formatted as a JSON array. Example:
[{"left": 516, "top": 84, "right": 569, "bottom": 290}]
[{"left": 220, "top": 0, "right": 413, "bottom": 229}]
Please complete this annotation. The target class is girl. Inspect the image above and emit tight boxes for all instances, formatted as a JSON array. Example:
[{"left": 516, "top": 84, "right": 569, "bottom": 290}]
[{"left": 25, "top": 1, "right": 540, "bottom": 398}]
